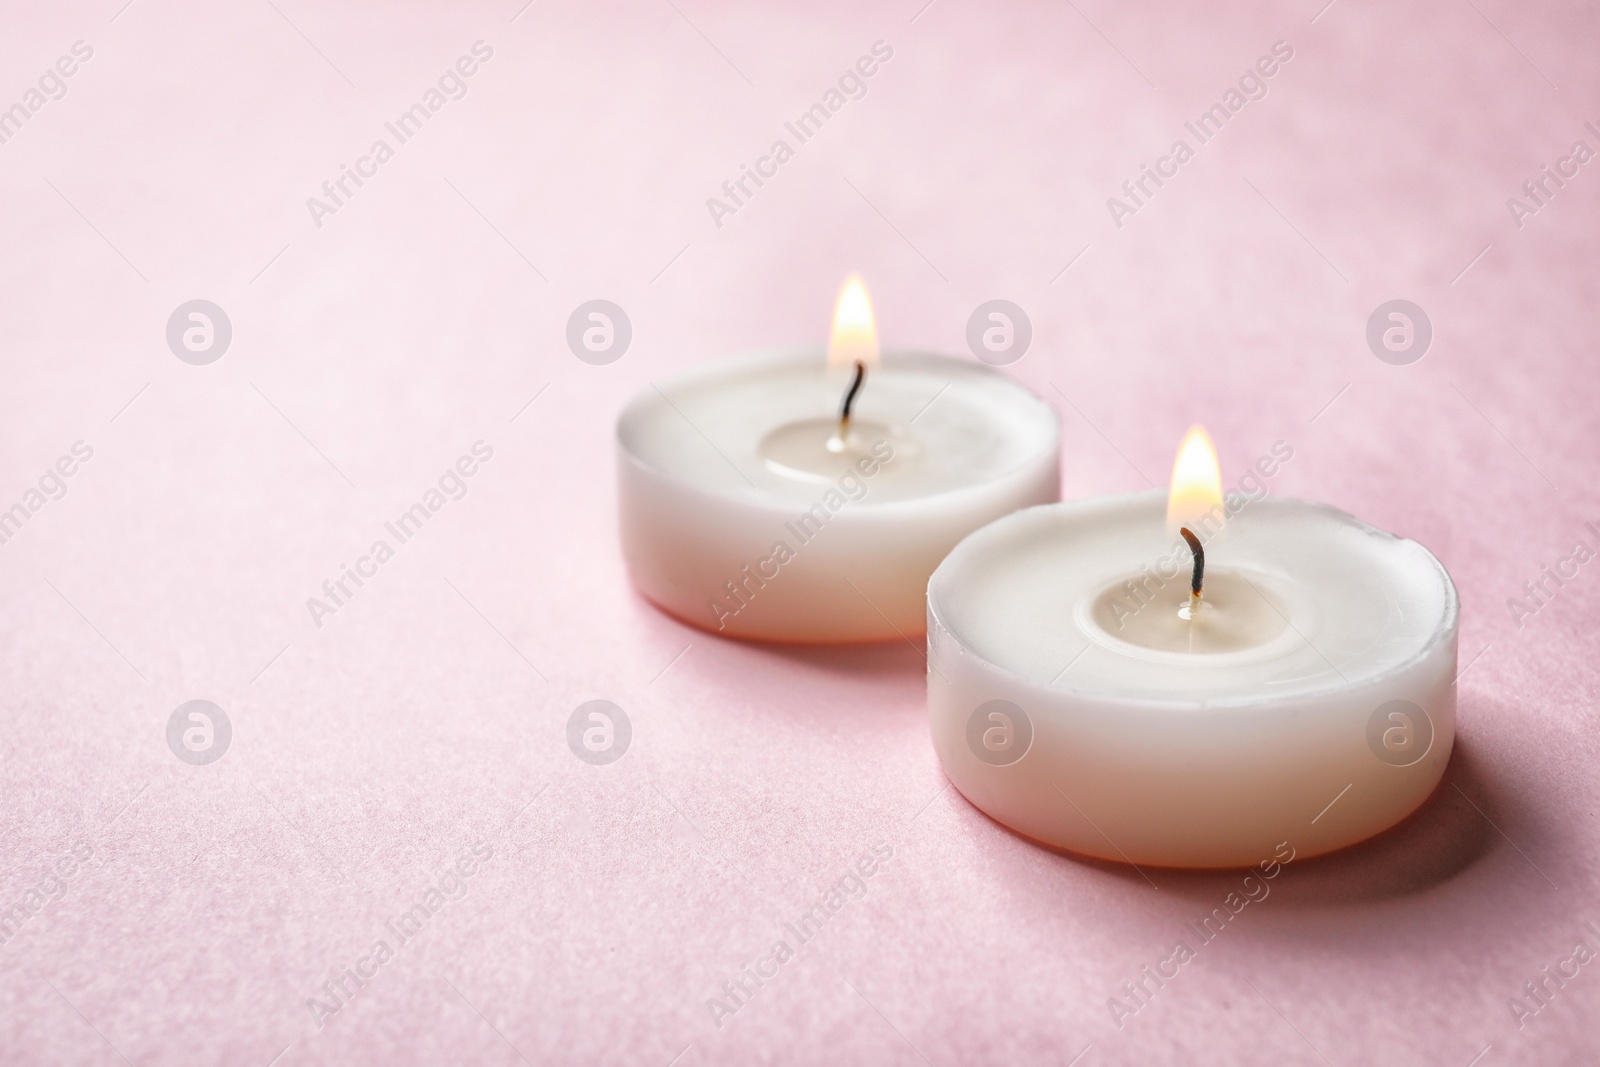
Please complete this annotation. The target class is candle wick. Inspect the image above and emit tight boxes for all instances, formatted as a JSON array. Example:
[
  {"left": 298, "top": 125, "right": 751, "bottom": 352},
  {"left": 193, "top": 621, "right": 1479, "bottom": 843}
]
[
  {"left": 839, "top": 359, "right": 867, "bottom": 432},
  {"left": 1180, "top": 526, "right": 1204, "bottom": 618}
]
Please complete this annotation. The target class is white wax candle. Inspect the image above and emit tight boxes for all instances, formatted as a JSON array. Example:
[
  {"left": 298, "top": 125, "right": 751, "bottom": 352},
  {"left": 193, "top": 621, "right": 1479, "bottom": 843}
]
[
  {"left": 926, "top": 490, "right": 1459, "bottom": 868},
  {"left": 617, "top": 349, "right": 1059, "bottom": 642}
]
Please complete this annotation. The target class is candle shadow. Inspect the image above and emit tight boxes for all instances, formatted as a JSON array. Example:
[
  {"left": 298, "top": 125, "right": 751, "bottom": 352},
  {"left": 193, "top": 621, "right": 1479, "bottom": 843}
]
[
  {"left": 1245, "top": 740, "right": 1500, "bottom": 906},
  {"left": 630, "top": 587, "right": 931, "bottom": 685},
  {"left": 689, "top": 625, "right": 932, "bottom": 683},
  {"left": 745, "top": 636, "right": 930, "bottom": 679},
  {"left": 1018, "top": 737, "right": 1508, "bottom": 906}
]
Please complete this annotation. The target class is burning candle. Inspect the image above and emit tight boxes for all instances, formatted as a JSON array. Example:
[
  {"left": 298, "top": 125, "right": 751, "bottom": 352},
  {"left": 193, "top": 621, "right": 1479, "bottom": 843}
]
[
  {"left": 617, "top": 276, "right": 1060, "bottom": 643},
  {"left": 925, "top": 428, "right": 1459, "bottom": 868}
]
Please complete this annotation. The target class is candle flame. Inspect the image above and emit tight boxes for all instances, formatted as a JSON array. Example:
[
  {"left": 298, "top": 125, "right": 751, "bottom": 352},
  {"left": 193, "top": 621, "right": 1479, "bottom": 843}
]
[
  {"left": 1166, "top": 425, "right": 1224, "bottom": 534},
  {"left": 828, "top": 274, "right": 880, "bottom": 370}
]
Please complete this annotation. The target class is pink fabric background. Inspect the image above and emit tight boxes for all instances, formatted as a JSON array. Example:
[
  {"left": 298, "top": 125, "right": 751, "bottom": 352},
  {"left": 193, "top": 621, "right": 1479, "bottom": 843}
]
[{"left": 2, "top": 0, "right": 1597, "bottom": 1063}]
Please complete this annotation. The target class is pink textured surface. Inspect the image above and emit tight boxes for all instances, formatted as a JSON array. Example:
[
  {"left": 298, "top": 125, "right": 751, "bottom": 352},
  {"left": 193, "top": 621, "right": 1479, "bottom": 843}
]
[{"left": 1, "top": 1, "right": 1597, "bottom": 1064}]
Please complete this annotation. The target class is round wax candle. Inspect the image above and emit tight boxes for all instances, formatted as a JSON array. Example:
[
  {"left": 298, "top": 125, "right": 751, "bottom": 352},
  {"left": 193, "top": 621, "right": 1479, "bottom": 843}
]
[
  {"left": 926, "top": 490, "right": 1459, "bottom": 868},
  {"left": 617, "top": 348, "right": 1059, "bottom": 643}
]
